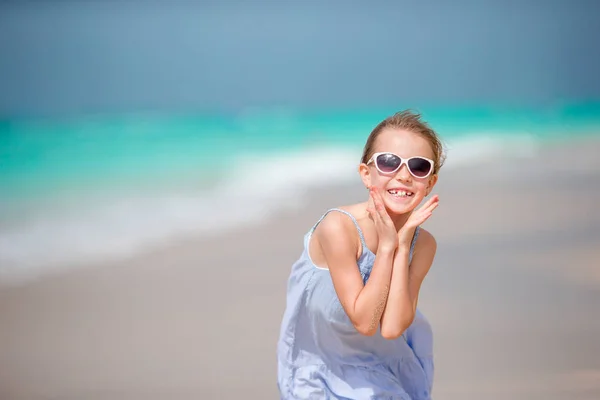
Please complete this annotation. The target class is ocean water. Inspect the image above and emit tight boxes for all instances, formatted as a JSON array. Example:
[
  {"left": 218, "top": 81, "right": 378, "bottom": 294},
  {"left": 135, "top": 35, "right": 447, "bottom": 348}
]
[{"left": 1, "top": 103, "right": 599, "bottom": 282}]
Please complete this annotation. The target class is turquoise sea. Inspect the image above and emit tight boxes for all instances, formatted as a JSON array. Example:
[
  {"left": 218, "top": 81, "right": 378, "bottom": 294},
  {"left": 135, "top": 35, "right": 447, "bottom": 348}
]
[{"left": 1, "top": 103, "right": 599, "bottom": 280}]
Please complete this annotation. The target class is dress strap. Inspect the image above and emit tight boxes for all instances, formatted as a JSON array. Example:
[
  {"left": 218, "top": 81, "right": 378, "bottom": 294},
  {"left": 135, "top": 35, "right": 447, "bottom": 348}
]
[
  {"left": 310, "top": 208, "right": 368, "bottom": 251},
  {"left": 409, "top": 226, "right": 421, "bottom": 263}
]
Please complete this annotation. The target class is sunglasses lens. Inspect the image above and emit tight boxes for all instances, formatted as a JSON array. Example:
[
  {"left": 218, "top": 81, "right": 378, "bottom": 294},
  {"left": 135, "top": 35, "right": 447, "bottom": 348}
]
[
  {"left": 407, "top": 158, "right": 432, "bottom": 177},
  {"left": 375, "top": 153, "right": 401, "bottom": 173}
]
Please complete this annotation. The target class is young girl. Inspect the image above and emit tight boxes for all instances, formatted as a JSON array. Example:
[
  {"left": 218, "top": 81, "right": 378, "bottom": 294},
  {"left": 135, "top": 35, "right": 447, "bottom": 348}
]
[{"left": 277, "top": 110, "right": 444, "bottom": 399}]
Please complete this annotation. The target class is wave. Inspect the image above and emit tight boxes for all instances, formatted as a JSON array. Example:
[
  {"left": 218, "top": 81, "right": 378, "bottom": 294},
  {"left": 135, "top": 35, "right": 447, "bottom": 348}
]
[{"left": 0, "top": 134, "right": 540, "bottom": 283}]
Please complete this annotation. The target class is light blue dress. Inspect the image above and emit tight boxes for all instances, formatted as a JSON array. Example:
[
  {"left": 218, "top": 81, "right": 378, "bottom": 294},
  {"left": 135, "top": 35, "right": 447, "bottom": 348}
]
[{"left": 277, "top": 208, "right": 434, "bottom": 400}]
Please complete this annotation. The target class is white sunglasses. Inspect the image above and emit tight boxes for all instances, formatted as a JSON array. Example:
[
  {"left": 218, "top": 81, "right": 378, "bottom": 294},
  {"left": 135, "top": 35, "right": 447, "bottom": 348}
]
[{"left": 367, "top": 152, "right": 434, "bottom": 178}]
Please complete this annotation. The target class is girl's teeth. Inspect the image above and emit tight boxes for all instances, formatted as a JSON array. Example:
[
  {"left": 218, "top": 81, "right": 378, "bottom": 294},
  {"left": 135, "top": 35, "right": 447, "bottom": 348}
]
[{"left": 388, "top": 190, "right": 413, "bottom": 197}]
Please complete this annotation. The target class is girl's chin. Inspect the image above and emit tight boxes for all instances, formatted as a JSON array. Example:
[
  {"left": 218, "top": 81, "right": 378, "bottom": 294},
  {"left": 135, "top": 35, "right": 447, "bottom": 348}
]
[
  {"left": 383, "top": 192, "right": 420, "bottom": 213},
  {"left": 383, "top": 201, "right": 416, "bottom": 216},
  {"left": 385, "top": 206, "right": 414, "bottom": 216}
]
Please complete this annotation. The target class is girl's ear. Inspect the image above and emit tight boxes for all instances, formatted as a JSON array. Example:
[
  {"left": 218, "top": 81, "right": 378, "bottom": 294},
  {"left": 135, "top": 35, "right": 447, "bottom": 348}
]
[
  {"left": 426, "top": 174, "right": 439, "bottom": 195},
  {"left": 358, "top": 163, "right": 371, "bottom": 189}
]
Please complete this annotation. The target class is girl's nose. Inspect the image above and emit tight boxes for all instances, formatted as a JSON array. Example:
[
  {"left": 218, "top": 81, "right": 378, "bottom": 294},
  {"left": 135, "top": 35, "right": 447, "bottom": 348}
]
[{"left": 395, "top": 163, "right": 412, "bottom": 182}]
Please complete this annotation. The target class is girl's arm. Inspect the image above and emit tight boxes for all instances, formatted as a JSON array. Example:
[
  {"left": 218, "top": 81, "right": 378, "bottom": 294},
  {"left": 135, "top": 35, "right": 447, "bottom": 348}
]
[
  {"left": 379, "top": 230, "right": 437, "bottom": 339},
  {"left": 315, "top": 212, "right": 396, "bottom": 336}
]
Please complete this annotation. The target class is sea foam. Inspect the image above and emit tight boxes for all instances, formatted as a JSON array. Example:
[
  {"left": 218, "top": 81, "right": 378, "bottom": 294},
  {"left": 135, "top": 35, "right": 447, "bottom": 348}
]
[{"left": 0, "top": 135, "right": 538, "bottom": 283}]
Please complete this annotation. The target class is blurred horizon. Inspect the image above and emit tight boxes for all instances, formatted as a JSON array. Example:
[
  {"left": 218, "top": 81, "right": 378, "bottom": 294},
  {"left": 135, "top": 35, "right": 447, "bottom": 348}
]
[{"left": 1, "top": 0, "right": 600, "bottom": 118}]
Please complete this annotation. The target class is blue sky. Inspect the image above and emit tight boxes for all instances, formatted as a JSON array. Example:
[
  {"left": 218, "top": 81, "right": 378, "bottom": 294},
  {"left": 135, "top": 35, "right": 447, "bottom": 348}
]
[{"left": 1, "top": 1, "right": 599, "bottom": 116}]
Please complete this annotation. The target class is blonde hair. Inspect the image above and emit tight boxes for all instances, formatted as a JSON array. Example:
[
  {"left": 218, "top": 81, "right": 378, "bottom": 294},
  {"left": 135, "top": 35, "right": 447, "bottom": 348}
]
[{"left": 360, "top": 110, "right": 446, "bottom": 174}]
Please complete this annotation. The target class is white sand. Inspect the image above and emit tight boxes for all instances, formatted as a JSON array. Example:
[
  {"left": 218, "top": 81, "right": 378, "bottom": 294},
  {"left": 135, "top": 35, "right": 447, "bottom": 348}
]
[{"left": 1, "top": 138, "right": 599, "bottom": 400}]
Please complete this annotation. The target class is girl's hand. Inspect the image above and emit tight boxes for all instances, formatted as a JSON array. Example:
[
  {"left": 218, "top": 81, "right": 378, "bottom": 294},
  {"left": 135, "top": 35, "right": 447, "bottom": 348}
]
[
  {"left": 398, "top": 195, "right": 439, "bottom": 249},
  {"left": 367, "top": 188, "right": 399, "bottom": 253}
]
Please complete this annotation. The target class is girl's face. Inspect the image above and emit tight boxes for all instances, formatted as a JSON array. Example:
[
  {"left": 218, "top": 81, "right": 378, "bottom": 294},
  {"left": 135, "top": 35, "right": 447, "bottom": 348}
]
[{"left": 359, "top": 128, "right": 438, "bottom": 216}]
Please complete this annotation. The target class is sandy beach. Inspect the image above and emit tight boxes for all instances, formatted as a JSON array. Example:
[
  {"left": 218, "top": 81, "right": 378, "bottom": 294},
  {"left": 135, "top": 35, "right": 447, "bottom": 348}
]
[{"left": 1, "top": 137, "right": 599, "bottom": 400}]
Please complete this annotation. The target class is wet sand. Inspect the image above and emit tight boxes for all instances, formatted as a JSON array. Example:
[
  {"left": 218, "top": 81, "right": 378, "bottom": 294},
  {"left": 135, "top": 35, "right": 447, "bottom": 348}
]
[{"left": 1, "top": 138, "right": 599, "bottom": 400}]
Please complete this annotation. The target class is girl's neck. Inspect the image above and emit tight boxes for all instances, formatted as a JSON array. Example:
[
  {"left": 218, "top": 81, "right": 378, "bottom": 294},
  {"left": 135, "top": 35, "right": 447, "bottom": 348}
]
[{"left": 390, "top": 212, "right": 411, "bottom": 232}]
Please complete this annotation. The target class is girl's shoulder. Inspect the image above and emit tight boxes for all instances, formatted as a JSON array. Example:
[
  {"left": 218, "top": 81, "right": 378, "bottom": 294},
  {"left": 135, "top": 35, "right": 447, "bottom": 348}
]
[
  {"left": 314, "top": 202, "right": 370, "bottom": 231},
  {"left": 414, "top": 227, "right": 436, "bottom": 249},
  {"left": 312, "top": 202, "right": 374, "bottom": 258},
  {"left": 313, "top": 203, "right": 364, "bottom": 234},
  {"left": 331, "top": 202, "right": 369, "bottom": 222},
  {"left": 310, "top": 202, "right": 368, "bottom": 240},
  {"left": 411, "top": 227, "right": 437, "bottom": 262}
]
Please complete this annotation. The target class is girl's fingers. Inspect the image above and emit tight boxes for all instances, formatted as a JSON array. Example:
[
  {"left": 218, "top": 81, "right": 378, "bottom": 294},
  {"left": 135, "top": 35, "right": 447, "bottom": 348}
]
[
  {"left": 368, "top": 190, "right": 381, "bottom": 223},
  {"left": 411, "top": 196, "right": 439, "bottom": 225},
  {"left": 417, "top": 195, "right": 439, "bottom": 215},
  {"left": 371, "top": 189, "right": 383, "bottom": 210},
  {"left": 424, "top": 200, "right": 439, "bottom": 214},
  {"left": 415, "top": 211, "right": 434, "bottom": 225},
  {"left": 427, "top": 200, "right": 440, "bottom": 215},
  {"left": 421, "top": 195, "right": 439, "bottom": 210},
  {"left": 373, "top": 189, "right": 394, "bottom": 225},
  {"left": 367, "top": 191, "right": 375, "bottom": 215},
  {"left": 410, "top": 211, "right": 431, "bottom": 227}
]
